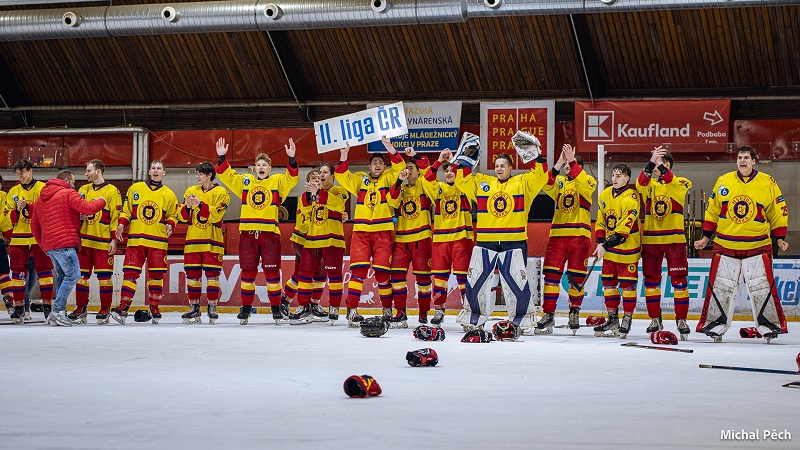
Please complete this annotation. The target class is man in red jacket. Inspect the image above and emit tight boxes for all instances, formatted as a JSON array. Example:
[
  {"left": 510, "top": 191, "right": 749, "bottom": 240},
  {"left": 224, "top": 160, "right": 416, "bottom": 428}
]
[{"left": 31, "top": 170, "right": 106, "bottom": 326}]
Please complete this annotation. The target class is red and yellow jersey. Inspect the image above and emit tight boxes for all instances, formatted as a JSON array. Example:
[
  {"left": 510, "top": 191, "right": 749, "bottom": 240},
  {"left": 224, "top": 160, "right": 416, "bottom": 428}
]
[
  {"left": 596, "top": 185, "right": 641, "bottom": 264},
  {"left": 6, "top": 180, "right": 45, "bottom": 246},
  {"left": 636, "top": 169, "right": 691, "bottom": 245},
  {"left": 78, "top": 181, "right": 123, "bottom": 251},
  {"left": 178, "top": 184, "right": 230, "bottom": 255},
  {"left": 301, "top": 185, "right": 349, "bottom": 249},
  {"left": 216, "top": 160, "right": 299, "bottom": 235},
  {"left": 395, "top": 179, "right": 433, "bottom": 243},
  {"left": 119, "top": 181, "right": 179, "bottom": 250},
  {"left": 334, "top": 152, "right": 405, "bottom": 233},
  {"left": 290, "top": 202, "right": 313, "bottom": 246},
  {"left": 420, "top": 162, "right": 473, "bottom": 243},
  {"left": 455, "top": 163, "right": 548, "bottom": 243},
  {"left": 703, "top": 170, "right": 788, "bottom": 250},
  {"left": 542, "top": 161, "right": 595, "bottom": 239},
  {"left": 0, "top": 191, "right": 12, "bottom": 236}
]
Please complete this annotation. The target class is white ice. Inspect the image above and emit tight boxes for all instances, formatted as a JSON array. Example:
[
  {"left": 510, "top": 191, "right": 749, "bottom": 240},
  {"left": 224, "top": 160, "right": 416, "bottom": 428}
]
[{"left": 1, "top": 314, "right": 797, "bottom": 450}]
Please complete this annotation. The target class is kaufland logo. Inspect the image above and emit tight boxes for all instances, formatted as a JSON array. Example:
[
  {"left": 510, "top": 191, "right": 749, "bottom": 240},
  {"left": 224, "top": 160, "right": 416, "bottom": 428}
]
[{"left": 584, "top": 111, "right": 614, "bottom": 142}]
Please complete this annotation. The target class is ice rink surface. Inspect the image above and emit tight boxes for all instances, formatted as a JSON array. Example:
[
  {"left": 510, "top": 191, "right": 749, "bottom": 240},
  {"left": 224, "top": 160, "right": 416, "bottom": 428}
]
[{"left": 1, "top": 314, "right": 797, "bottom": 450}]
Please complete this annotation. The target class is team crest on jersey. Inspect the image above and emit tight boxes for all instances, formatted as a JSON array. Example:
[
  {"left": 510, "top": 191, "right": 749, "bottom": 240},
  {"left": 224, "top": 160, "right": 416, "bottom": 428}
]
[
  {"left": 402, "top": 198, "right": 420, "bottom": 219},
  {"left": 605, "top": 211, "right": 617, "bottom": 230},
  {"left": 20, "top": 205, "right": 31, "bottom": 223},
  {"left": 194, "top": 211, "right": 211, "bottom": 229},
  {"left": 560, "top": 190, "right": 577, "bottom": 213},
  {"left": 730, "top": 195, "right": 754, "bottom": 224},
  {"left": 139, "top": 200, "right": 161, "bottom": 225},
  {"left": 443, "top": 196, "right": 459, "bottom": 219},
  {"left": 366, "top": 188, "right": 378, "bottom": 210},
  {"left": 719, "top": 185, "right": 728, "bottom": 196},
  {"left": 107, "top": 257, "right": 114, "bottom": 266},
  {"left": 653, "top": 195, "right": 670, "bottom": 220},
  {"left": 249, "top": 186, "right": 269, "bottom": 210},
  {"left": 311, "top": 204, "right": 327, "bottom": 225},
  {"left": 490, "top": 191, "right": 512, "bottom": 218},
  {"left": 85, "top": 212, "right": 99, "bottom": 225},
  {"left": 480, "top": 182, "right": 490, "bottom": 192}
]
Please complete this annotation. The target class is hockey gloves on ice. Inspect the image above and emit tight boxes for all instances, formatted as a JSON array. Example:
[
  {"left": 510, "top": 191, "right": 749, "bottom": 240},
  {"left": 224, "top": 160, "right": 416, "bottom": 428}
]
[
  {"left": 133, "top": 309, "right": 152, "bottom": 323},
  {"left": 413, "top": 325, "right": 445, "bottom": 341},
  {"left": 360, "top": 316, "right": 388, "bottom": 337},
  {"left": 739, "top": 327, "right": 763, "bottom": 339},
  {"left": 343, "top": 375, "right": 382, "bottom": 398},
  {"left": 586, "top": 315, "right": 606, "bottom": 326},
  {"left": 492, "top": 320, "right": 520, "bottom": 341},
  {"left": 650, "top": 330, "right": 678, "bottom": 345},
  {"left": 461, "top": 329, "right": 493, "bottom": 343},
  {"left": 406, "top": 348, "right": 439, "bottom": 367}
]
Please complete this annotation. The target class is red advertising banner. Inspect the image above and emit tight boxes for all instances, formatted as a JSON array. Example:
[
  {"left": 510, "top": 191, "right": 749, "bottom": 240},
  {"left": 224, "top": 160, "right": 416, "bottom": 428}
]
[
  {"left": 575, "top": 100, "right": 731, "bottom": 152},
  {"left": 480, "top": 101, "right": 555, "bottom": 170}
]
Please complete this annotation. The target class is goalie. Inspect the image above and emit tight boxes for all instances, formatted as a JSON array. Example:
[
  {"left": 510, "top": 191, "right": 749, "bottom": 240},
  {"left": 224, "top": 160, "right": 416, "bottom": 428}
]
[
  {"left": 693, "top": 146, "right": 789, "bottom": 343},
  {"left": 453, "top": 131, "right": 549, "bottom": 331}
]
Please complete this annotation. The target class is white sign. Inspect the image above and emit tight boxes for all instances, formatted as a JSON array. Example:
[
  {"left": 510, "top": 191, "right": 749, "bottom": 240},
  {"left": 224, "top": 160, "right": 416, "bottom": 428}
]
[
  {"left": 367, "top": 101, "right": 462, "bottom": 152},
  {"left": 314, "top": 102, "right": 408, "bottom": 153}
]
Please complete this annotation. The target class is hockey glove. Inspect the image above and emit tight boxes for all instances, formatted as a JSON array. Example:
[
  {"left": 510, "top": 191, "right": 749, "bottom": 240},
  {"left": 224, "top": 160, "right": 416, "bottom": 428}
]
[
  {"left": 451, "top": 132, "right": 481, "bottom": 169},
  {"left": 134, "top": 309, "right": 152, "bottom": 323},
  {"left": 739, "top": 327, "right": 763, "bottom": 339},
  {"left": 461, "top": 329, "right": 493, "bottom": 343},
  {"left": 796, "top": 352, "right": 800, "bottom": 374},
  {"left": 360, "top": 316, "right": 389, "bottom": 337},
  {"left": 343, "top": 375, "right": 382, "bottom": 398},
  {"left": 406, "top": 348, "right": 439, "bottom": 367},
  {"left": 413, "top": 325, "right": 446, "bottom": 341},
  {"left": 650, "top": 330, "right": 678, "bottom": 345},
  {"left": 492, "top": 320, "right": 521, "bottom": 341},
  {"left": 586, "top": 315, "right": 606, "bottom": 326}
]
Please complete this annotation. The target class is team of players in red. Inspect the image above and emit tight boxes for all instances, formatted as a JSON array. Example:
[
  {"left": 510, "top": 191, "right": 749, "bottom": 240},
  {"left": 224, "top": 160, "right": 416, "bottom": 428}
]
[{"left": 0, "top": 141, "right": 789, "bottom": 343}]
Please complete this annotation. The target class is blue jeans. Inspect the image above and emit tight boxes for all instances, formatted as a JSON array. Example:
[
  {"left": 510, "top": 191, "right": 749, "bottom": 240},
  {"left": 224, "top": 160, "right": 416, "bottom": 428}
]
[{"left": 47, "top": 248, "right": 80, "bottom": 313}]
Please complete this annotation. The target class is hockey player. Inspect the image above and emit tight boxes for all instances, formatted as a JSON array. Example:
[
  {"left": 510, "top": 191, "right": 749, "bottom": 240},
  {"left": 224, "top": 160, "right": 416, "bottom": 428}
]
[
  {"left": 283, "top": 169, "right": 329, "bottom": 323},
  {"left": 288, "top": 163, "right": 349, "bottom": 324},
  {"left": 535, "top": 144, "right": 596, "bottom": 335},
  {"left": 454, "top": 148, "right": 549, "bottom": 331},
  {"left": 4, "top": 159, "right": 54, "bottom": 324},
  {"left": 386, "top": 149, "right": 433, "bottom": 328},
  {"left": 419, "top": 148, "right": 474, "bottom": 326},
  {"left": 69, "top": 159, "right": 122, "bottom": 325},
  {"left": 0, "top": 176, "right": 15, "bottom": 318},
  {"left": 694, "top": 146, "right": 789, "bottom": 343},
  {"left": 636, "top": 146, "right": 692, "bottom": 339},
  {"left": 177, "top": 162, "right": 230, "bottom": 325},
  {"left": 111, "top": 160, "right": 179, "bottom": 324},
  {"left": 592, "top": 163, "right": 641, "bottom": 339},
  {"left": 334, "top": 137, "right": 405, "bottom": 327},
  {"left": 216, "top": 137, "right": 298, "bottom": 325}
]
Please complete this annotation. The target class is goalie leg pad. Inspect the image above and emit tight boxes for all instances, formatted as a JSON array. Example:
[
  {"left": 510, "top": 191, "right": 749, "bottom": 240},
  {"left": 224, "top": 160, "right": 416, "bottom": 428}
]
[
  {"left": 458, "top": 246, "right": 498, "bottom": 328},
  {"left": 497, "top": 248, "right": 534, "bottom": 330},
  {"left": 742, "top": 253, "right": 787, "bottom": 335},
  {"left": 697, "top": 254, "right": 740, "bottom": 336}
]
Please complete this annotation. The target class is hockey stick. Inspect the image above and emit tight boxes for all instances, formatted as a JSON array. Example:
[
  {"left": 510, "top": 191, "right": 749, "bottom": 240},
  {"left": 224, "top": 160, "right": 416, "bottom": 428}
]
[
  {"left": 621, "top": 342, "right": 693, "bottom": 353},
  {"left": 699, "top": 364, "right": 799, "bottom": 376},
  {"left": 0, "top": 320, "right": 47, "bottom": 325},
  {"left": 783, "top": 382, "right": 800, "bottom": 388},
  {"left": 567, "top": 258, "right": 598, "bottom": 291}
]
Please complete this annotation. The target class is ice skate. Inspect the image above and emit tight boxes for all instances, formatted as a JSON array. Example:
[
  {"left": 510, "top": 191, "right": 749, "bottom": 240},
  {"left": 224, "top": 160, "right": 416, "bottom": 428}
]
[
  {"left": 534, "top": 312, "right": 555, "bottom": 335},
  {"left": 346, "top": 308, "right": 364, "bottom": 328},
  {"left": 68, "top": 305, "right": 88, "bottom": 324},
  {"left": 271, "top": 305, "right": 287, "bottom": 324},
  {"left": 22, "top": 310, "right": 32, "bottom": 322},
  {"left": 47, "top": 310, "right": 73, "bottom": 327},
  {"left": 567, "top": 308, "right": 581, "bottom": 335},
  {"left": 646, "top": 315, "right": 663, "bottom": 333},
  {"left": 763, "top": 332, "right": 779, "bottom": 344},
  {"left": 618, "top": 314, "right": 633, "bottom": 339},
  {"left": 182, "top": 304, "right": 202, "bottom": 324},
  {"left": 699, "top": 320, "right": 726, "bottom": 342},
  {"left": 310, "top": 303, "right": 329, "bottom": 323},
  {"left": 279, "top": 294, "right": 291, "bottom": 320},
  {"left": 676, "top": 319, "right": 690, "bottom": 341},
  {"left": 42, "top": 304, "right": 52, "bottom": 323},
  {"left": 149, "top": 304, "right": 162, "bottom": 324},
  {"left": 96, "top": 308, "right": 111, "bottom": 325},
  {"left": 706, "top": 332, "right": 723, "bottom": 343},
  {"left": 207, "top": 304, "right": 218, "bottom": 325},
  {"left": 238, "top": 305, "right": 252, "bottom": 325},
  {"left": 328, "top": 306, "right": 339, "bottom": 325},
  {"left": 110, "top": 301, "right": 130, "bottom": 325},
  {"left": 389, "top": 309, "right": 408, "bottom": 329},
  {"left": 594, "top": 310, "right": 620, "bottom": 337},
  {"left": 3, "top": 294, "right": 13, "bottom": 316},
  {"left": 10, "top": 305, "right": 24, "bottom": 324},
  {"left": 289, "top": 304, "right": 313, "bottom": 325},
  {"left": 381, "top": 307, "right": 392, "bottom": 321},
  {"left": 418, "top": 311, "right": 428, "bottom": 325},
  {"left": 431, "top": 308, "right": 445, "bottom": 326}
]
